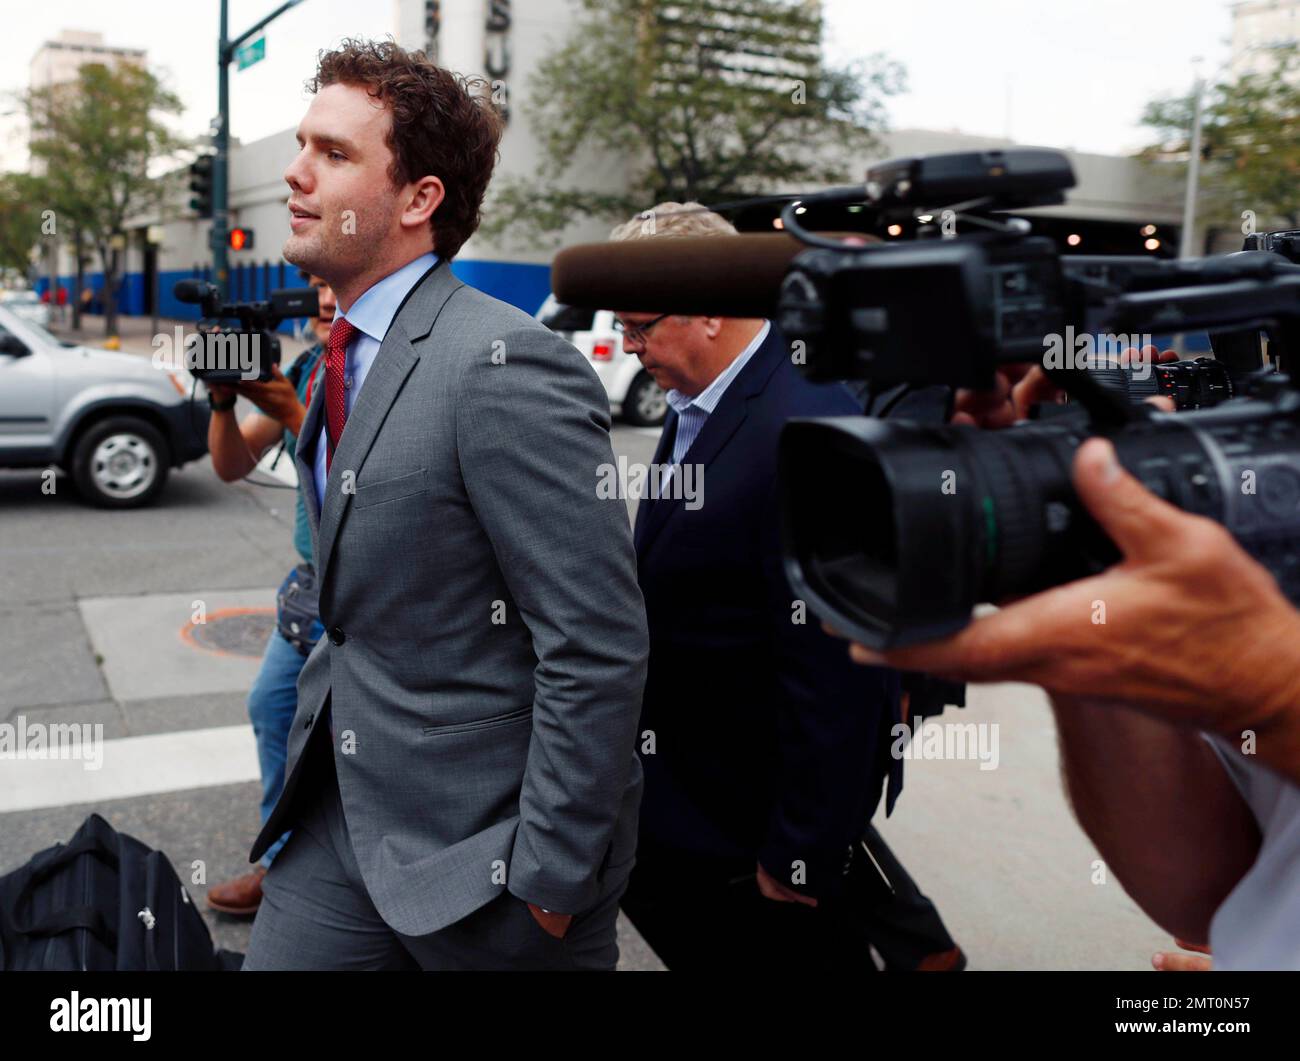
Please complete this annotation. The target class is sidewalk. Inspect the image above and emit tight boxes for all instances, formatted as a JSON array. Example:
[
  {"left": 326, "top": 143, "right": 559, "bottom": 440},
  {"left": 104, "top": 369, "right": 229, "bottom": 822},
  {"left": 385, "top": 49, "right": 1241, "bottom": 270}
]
[{"left": 49, "top": 312, "right": 311, "bottom": 363}]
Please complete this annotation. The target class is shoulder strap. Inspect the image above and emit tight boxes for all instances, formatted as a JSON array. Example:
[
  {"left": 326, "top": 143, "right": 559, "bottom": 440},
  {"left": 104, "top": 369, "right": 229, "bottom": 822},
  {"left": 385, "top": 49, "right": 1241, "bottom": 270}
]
[
  {"left": 304, "top": 355, "right": 324, "bottom": 406},
  {"left": 285, "top": 345, "right": 318, "bottom": 386}
]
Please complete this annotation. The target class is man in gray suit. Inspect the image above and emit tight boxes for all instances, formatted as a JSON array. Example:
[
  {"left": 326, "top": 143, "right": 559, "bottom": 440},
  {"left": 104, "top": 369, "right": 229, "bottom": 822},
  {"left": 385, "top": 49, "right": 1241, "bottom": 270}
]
[{"left": 241, "top": 39, "right": 648, "bottom": 970}]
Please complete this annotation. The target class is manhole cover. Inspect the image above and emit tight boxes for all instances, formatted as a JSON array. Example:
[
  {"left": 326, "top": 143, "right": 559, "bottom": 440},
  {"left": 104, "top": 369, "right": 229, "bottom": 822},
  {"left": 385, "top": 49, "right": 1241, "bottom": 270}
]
[{"left": 181, "top": 608, "right": 275, "bottom": 658}]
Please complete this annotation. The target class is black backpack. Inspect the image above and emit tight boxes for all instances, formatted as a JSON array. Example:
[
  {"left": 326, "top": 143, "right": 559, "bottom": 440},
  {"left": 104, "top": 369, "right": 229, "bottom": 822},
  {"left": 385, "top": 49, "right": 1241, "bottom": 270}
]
[{"left": 0, "top": 813, "right": 242, "bottom": 971}]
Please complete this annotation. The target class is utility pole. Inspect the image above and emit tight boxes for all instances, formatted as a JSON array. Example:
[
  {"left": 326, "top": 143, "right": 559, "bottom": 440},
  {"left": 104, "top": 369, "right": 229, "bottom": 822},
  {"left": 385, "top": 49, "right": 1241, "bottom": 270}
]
[
  {"left": 1180, "top": 59, "right": 1206, "bottom": 259},
  {"left": 212, "top": 0, "right": 304, "bottom": 296}
]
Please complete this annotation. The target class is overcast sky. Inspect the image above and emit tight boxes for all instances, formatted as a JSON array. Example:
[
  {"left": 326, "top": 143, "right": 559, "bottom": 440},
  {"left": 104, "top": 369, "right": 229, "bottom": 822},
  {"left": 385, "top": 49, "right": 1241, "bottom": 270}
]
[
  {"left": 0, "top": 0, "right": 1235, "bottom": 169},
  {"left": 823, "top": 0, "right": 1234, "bottom": 154}
]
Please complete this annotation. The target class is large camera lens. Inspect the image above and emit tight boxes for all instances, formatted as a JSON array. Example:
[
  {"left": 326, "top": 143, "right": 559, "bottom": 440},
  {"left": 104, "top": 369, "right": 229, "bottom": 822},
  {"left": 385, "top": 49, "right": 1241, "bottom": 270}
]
[
  {"left": 780, "top": 416, "right": 1091, "bottom": 649},
  {"left": 780, "top": 398, "right": 1300, "bottom": 651}
]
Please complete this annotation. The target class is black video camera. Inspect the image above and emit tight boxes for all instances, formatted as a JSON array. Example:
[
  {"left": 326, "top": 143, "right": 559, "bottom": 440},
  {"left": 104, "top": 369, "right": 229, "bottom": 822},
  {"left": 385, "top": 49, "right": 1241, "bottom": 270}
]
[
  {"left": 777, "top": 148, "right": 1300, "bottom": 650},
  {"left": 173, "top": 279, "right": 318, "bottom": 383},
  {"left": 779, "top": 149, "right": 1278, "bottom": 403}
]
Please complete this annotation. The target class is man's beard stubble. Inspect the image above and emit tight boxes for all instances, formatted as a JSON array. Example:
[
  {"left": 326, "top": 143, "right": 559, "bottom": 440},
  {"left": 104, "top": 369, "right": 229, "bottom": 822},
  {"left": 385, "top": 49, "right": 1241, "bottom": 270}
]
[
  {"left": 283, "top": 225, "right": 339, "bottom": 288},
  {"left": 283, "top": 208, "right": 376, "bottom": 292}
]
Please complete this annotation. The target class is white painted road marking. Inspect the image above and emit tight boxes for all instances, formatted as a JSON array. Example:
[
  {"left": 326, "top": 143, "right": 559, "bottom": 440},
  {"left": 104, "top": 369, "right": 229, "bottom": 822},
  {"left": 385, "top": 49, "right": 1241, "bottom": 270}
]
[{"left": 0, "top": 723, "right": 260, "bottom": 813}]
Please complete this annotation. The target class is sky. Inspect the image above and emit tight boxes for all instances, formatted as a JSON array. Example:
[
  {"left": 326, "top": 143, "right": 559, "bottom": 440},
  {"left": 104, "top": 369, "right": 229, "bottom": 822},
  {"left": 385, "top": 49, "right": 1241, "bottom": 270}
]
[
  {"left": 0, "top": 0, "right": 1236, "bottom": 169},
  {"left": 0, "top": 0, "right": 393, "bottom": 169},
  {"left": 823, "top": 0, "right": 1234, "bottom": 155}
]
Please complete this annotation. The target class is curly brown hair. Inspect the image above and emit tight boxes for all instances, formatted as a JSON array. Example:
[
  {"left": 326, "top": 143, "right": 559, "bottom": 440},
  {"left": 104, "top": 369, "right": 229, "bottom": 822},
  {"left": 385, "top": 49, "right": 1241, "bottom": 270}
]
[{"left": 308, "top": 38, "right": 503, "bottom": 260}]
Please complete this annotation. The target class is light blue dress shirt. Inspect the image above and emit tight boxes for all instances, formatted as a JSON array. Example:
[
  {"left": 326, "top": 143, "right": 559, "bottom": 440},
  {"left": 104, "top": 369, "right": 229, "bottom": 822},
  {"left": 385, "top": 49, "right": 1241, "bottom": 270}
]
[
  {"left": 661, "top": 320, "right": 770, "bottom": 489},
  {"left": 1206, "top": 733, "right": 1300, "bottom": 969},
  {"left": 312, "top": 252, "right": 438, "bottom": 511}
]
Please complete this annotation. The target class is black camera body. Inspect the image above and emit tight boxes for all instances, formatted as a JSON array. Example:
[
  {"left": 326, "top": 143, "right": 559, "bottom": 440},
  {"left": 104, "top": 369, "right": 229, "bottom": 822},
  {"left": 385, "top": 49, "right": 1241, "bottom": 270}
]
[
  {"left": 173, "top": 280, "right": 318, "bottom": 384},
  {"left": 776, "top": 148, "right": 1300, "bottom": 650},
  {"left": 780, "top": 233, "right": 1067, "bottom": 389},
  {"left": 1245, "top": 228, "right": 1300, "bottom": 259}
]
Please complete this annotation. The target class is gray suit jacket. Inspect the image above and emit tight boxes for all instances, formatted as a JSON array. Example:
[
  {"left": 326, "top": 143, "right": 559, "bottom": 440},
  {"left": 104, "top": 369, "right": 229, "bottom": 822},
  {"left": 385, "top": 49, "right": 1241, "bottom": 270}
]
[{"left": 249, "top": 261, "right": 648, "bottom": 938}]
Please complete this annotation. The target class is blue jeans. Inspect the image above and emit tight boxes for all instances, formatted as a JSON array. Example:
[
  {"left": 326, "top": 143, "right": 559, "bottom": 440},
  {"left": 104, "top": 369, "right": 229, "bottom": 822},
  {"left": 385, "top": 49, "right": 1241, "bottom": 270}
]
[{"left": 248, "top": 607, "right": 323, "bottom": 868}]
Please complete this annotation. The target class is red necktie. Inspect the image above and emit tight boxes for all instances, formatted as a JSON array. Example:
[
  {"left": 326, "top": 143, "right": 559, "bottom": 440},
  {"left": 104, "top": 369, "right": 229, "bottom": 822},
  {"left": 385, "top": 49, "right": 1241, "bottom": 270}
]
[{"left": 324, "top": 317, "right": 359, "bottom": 471}]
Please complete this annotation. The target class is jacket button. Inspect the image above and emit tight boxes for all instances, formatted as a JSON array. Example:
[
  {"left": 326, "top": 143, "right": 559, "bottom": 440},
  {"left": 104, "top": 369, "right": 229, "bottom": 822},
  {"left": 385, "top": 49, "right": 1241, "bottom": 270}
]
[
  {"left": 329, "top": 626, "right": 346, "bottom": 645},
  {"left": 303, "top": 712, "right": 315, "bottom": 730}
]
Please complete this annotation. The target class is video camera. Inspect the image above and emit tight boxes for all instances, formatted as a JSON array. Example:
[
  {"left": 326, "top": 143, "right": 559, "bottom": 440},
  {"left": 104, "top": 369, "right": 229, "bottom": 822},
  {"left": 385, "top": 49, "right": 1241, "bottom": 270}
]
[
  {"left": 773, "top": 149, "right": 1300, "bottom": 649},
  {"left": 172, "top": 279, "right": 318, "bottom": 384}
]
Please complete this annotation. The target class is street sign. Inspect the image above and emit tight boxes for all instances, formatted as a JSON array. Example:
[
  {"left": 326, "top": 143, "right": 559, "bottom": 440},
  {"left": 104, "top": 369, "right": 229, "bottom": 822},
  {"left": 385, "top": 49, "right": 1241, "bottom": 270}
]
[{"left": 236, "top": 35, "right": 265, "bottom": 71}]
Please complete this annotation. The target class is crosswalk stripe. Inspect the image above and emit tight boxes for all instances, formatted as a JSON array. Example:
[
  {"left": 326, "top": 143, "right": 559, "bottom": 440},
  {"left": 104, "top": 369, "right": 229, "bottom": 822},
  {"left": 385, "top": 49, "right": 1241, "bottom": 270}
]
[{"left": 0, "top": 724, "right": 260, "bottom": 813}]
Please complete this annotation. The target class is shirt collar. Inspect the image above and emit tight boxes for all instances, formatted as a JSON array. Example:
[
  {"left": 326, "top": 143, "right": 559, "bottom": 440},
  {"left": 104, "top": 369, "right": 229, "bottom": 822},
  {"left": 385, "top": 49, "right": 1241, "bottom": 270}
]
[
  {"left": 666, "top": 319, "right": 771, "bottom": 415},
  {"left": 339, "top": 252, "right": 439, "bottom": 344}
]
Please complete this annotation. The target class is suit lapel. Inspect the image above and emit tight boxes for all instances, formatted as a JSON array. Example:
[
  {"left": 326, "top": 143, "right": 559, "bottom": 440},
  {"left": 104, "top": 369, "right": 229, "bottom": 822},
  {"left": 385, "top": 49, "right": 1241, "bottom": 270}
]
[
  {"left": 635, "top": 327, "right": 785, "bottom": 559},
  {"left": 296, "top": 375, "right": 325, "bottom": 563},
  {"left": 314, "top": 321, "right": 419, "bottom": 577},
  {"left": 314, "top": 261, "right": 463, "bottom": 581},
  {"left": 633, "top": 410, "right": 677, "bottom": 554}
]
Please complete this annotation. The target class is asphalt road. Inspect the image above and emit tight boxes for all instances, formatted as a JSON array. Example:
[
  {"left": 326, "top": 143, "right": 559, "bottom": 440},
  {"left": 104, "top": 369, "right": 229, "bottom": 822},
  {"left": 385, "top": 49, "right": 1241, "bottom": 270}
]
[{"left": 0, "top": 393, "right": 1172, "bottom": 970}]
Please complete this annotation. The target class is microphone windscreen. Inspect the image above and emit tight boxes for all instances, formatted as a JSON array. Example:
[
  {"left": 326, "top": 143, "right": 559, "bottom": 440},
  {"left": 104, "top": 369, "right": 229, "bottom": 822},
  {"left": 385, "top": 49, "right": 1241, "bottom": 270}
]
[
  {"left": 551, "top": 234, "right": 807, "bottom": 317},
  {"left": 173, "top": 279, "right": 211, "bottom": 304}
]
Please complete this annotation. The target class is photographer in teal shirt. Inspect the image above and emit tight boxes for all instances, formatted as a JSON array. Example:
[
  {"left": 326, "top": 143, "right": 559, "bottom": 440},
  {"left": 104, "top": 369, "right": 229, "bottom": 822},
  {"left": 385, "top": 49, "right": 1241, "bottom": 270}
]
[{"left": 203, "top": 272, "right": 334, "bottom": 916}]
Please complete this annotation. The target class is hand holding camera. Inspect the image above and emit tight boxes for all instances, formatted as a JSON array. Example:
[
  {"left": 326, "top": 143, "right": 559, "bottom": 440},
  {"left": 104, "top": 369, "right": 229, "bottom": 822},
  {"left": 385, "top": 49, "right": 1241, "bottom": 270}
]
[
  {"left": 840, "top": 434, "right": 1300, "bottom": 785},
  {"left": 205, "top": 362, "right": 304, "bottom": 433},
  {"left": 232, "top": 364, "right": 305, "bottom": 436}
]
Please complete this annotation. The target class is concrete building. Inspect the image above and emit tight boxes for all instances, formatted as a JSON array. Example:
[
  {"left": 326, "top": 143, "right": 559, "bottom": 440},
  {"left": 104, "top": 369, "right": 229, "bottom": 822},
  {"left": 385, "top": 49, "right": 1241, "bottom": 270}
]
[
  {"left": 29, "top": 28, "right": 147, "bottom": 93},
  {"left": 1229, "top": 0, "right": 1300, "bottom": 79}
]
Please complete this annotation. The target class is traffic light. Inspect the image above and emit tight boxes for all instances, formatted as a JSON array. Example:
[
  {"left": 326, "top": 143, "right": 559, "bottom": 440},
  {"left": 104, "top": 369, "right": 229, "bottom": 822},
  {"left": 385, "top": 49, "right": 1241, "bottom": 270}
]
[
  {"left": 228, "top": 227, "right": 254, "bottom": 251},
  {"left": 189, "top": 155, "right": 214, "bottom": 218}
]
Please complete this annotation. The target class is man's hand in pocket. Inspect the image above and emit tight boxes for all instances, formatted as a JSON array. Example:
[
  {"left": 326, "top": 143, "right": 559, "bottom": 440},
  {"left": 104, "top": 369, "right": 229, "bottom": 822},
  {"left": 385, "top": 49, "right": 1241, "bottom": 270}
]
[
  {"left": 756, "top": 862, "right": 818, "bottom": 907},
  {"left": 528, "top": 903, "right": 573, "bottom": 939}
]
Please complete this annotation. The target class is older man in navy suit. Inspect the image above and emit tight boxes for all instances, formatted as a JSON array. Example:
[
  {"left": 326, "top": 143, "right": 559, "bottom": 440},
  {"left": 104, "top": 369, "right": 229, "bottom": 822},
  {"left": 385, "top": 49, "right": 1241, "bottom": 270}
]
[{"left": 612, "top": 204, "right": 963, "bottom": 970}]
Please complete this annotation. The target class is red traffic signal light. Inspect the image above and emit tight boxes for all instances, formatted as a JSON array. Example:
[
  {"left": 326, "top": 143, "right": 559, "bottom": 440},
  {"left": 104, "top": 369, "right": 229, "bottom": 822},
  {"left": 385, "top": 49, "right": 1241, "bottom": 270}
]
[{"left": 228, "top": 227, "right": 254, "bottom": 251}]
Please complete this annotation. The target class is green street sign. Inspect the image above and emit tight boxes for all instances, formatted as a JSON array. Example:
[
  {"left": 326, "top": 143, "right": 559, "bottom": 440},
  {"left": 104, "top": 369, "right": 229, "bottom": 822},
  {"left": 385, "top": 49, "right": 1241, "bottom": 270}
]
[{"left": 236, "top": 35, "right": 265, "bottom": 71}]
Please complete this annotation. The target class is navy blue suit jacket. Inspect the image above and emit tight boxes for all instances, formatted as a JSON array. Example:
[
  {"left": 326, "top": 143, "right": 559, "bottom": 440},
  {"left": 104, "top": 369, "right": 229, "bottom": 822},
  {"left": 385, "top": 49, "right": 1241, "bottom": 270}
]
[{"left": 633, "top": 324, "right": 902, "bottom": 900}]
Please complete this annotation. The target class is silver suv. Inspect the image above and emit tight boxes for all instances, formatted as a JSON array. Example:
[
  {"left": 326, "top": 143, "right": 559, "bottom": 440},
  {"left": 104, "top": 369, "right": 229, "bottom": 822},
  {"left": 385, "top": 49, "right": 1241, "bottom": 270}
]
[{"left": 0, "top": 304, "right": 209, "bottom": 507}]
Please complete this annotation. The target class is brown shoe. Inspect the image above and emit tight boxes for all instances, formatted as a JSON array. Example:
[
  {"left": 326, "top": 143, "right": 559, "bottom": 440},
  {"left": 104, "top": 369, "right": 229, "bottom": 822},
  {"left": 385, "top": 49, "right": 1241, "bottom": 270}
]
[{"left": 207, "top": 866, "right": 267, "bottom": 917}]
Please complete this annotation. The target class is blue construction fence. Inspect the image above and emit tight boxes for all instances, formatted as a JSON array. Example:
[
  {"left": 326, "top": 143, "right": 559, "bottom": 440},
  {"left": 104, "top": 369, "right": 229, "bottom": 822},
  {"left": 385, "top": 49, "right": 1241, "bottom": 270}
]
[{"left": 35, "top": 256, "right": 554, "bottom": 327}]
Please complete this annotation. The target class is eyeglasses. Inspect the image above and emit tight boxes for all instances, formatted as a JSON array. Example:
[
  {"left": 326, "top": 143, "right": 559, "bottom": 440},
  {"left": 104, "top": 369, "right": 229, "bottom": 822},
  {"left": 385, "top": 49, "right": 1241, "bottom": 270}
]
[{"left": 616, "top": 312, "right": 671, "bottom": 346}]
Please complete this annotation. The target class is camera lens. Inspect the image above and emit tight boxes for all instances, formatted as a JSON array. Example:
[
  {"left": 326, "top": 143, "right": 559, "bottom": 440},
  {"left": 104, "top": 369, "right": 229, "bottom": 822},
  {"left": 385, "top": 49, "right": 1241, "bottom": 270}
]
[{"left": 781, "top": 381, "right": 1300, "bottom": 651}]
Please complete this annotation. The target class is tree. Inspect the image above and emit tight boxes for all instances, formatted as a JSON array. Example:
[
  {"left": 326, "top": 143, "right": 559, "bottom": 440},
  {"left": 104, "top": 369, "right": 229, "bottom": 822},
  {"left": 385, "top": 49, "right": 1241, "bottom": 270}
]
[
  {"left": 480, "top": 0, "right": 904, "bottom": 248},
  {"left": 1140, "top": 48, "right": 1300, "bottom": 240},
  {"left": 24, "top": 61, "right": 187, "bottom": 336},
  {"left": 0, "top": 173, "right": 47, "bottom": 278}
]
